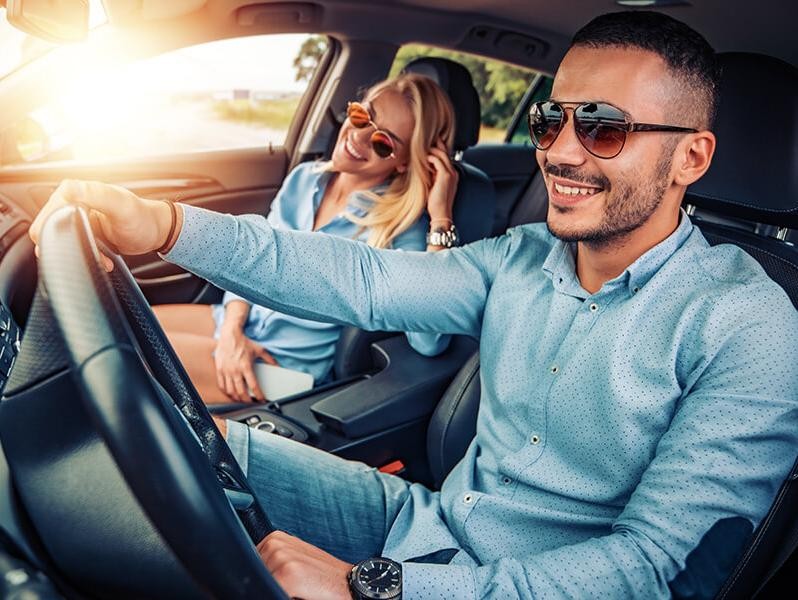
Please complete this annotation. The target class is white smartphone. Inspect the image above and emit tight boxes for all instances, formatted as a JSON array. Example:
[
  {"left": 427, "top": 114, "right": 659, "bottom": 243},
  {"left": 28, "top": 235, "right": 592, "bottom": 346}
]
[{"left": 250, "top": 362, "right": 314, "bottom": 400}]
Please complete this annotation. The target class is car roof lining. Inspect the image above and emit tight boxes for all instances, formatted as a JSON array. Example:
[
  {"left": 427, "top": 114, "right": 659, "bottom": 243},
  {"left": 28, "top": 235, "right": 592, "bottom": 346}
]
[{"left": 98, "top": 0, "right": 797, "bottom": 69}]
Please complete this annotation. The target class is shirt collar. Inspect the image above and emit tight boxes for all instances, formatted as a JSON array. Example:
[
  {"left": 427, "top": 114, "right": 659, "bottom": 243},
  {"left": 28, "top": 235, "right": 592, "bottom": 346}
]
[
  {"left": 311, "top": 167, "right": 391, "bottom": 218},
  {"left": 542, "top": 208, "right": 694, "bottom": 299},
  {"left": 625, "top": 208, "right": 693, "bottom": 295}
]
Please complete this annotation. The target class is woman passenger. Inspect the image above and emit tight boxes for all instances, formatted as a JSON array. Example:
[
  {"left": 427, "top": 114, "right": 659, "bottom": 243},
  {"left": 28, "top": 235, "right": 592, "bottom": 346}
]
[{"left": 154, "top": 73, "right": 459, "bottom": 404}]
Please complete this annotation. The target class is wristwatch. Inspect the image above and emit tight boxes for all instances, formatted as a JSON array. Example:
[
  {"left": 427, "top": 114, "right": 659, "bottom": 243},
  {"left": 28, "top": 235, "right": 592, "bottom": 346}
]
[
  {"left": 348, "top": 556, "right": 402, "bottom": 600},
  {"left": 426, "top": 223, "right": 459, "bottom": 248}
]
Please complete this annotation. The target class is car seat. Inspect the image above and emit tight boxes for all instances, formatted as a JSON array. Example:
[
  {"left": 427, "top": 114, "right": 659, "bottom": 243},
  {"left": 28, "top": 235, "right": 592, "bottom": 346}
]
[{"left": 332, "top": 57, "right": 496, "bottom": 379}]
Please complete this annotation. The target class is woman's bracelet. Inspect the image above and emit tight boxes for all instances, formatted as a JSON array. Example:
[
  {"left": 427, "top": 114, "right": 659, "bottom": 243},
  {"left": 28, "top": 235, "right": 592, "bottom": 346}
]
[{"left": 157, "top": 200, "right": 178, "bottom": 254}]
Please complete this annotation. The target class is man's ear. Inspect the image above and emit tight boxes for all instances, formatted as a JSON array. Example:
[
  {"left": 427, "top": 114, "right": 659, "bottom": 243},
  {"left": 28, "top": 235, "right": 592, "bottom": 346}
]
[{"left": 673, "top": 130, "right": 716, "bottom": 186}]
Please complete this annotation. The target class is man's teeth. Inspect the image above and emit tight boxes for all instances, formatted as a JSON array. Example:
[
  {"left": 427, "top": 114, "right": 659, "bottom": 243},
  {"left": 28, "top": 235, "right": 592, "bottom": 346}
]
[
  {"left": 346, "top": 139, "right": 365, "bottom": 160},
  {"left": 554, "top": 182, "right": 600, "bottom": 196}
]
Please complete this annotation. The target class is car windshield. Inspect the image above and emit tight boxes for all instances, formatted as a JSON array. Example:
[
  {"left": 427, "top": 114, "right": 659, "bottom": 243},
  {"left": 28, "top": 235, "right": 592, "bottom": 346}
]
[{"left": 0, "top": 0, "right": 107, "bottom": 82}]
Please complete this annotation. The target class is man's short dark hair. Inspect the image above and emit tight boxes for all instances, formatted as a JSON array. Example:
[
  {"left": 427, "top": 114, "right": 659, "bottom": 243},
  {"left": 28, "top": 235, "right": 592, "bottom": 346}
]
[{"left": 571, "top": 11, "right": 720, "bottom": 129}]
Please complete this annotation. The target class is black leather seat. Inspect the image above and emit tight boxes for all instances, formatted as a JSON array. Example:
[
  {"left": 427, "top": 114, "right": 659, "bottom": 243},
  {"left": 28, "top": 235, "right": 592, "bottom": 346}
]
[
  {"left": 333, "top": 57, "right": 496, "bottom": 379},
  {"left": 424, "top": 51, "right": 798, "bottom": 596}
]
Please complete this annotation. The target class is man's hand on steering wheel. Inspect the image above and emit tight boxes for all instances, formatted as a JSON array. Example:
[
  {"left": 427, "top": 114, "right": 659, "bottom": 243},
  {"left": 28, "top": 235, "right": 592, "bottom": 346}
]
[{"left": 29, "top": 179, "right": 179, "bottom": 262}]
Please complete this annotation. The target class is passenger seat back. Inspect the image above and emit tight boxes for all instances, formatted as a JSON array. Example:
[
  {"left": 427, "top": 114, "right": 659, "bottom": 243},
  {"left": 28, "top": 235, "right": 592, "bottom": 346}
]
[{"left": 334, "top": 57, "right": 496, "bottom": 379}]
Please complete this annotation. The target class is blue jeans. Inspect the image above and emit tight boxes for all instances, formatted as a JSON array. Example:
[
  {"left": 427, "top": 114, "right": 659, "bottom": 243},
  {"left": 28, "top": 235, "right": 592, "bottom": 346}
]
[{"left": 226, "top": 420, "right": 413, "bottom": 564}]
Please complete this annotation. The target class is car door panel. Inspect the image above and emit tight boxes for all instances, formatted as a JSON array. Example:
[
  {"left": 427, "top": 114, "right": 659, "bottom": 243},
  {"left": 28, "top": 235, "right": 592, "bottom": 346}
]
[{"left": 0, "top": 146, "right": 288, "bottom": 305}]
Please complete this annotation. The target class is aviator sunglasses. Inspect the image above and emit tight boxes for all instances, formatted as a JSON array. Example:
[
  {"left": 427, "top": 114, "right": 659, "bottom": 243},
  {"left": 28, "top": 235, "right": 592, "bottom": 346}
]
[
  {"left": 528, "top": 100, "right": 698, "bottom": 159},
  {"left": 346, "top": 101, "right": 397, "bottom": 159}
]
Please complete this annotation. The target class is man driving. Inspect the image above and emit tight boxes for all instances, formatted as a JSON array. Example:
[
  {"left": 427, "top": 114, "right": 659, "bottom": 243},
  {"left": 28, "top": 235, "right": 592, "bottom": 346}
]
[{"left": 29, "top": 10, "right": 798, "bottom": 600}]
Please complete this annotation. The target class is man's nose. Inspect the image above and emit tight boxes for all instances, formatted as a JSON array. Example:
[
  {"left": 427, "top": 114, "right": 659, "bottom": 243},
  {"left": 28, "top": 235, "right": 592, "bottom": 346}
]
[{"left": 543, "top": 111, "right": 588, "bottom": 166}]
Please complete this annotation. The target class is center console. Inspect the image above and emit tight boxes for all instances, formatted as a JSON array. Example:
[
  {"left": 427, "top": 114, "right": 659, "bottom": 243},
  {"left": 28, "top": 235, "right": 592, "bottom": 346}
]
[{"left": 214, "top": 334, "right": 477, "bottom": 473}]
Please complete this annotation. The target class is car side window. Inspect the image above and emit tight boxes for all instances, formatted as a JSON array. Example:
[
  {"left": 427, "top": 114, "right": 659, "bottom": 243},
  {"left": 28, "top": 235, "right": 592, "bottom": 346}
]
[
  {"left": 1, "top": 34, "right": 328, "bottom": 167},
  {"left": 506, "top": 75, "right": 554, "bottom": 146},
  {"left": 389, "top": 44, "right": 545, "bottom": 145}
]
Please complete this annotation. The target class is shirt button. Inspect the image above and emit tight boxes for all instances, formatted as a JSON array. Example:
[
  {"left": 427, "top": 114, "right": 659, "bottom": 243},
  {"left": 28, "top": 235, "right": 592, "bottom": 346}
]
[
  {"left": 530, "top": 434, "right": 541, "bottom": 445},
  {"left": 589, "top": 302, "right": 599, "bottom": 312},
  {"left": 633, "top": 286, "right": 640, "bottom": 294},
  {"left": 501, "top": 476, "right": 513, "bottom": 485},
  {"left": 550, "top": 365, "right": 559, "bottom": 374},
  {"left": 463, "top": 493, "right": 474, "bottom": 504}
]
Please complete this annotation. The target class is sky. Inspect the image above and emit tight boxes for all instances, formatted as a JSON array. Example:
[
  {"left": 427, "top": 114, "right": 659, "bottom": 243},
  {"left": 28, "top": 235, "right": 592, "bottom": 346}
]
[{"left": 127, "top": 34, "right": 309, "bottom": 94}]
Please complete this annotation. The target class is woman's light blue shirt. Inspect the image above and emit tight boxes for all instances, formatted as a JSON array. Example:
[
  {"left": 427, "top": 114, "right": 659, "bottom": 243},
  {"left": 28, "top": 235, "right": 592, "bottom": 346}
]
[{"left": 212, "top": 161, "right": 448, "bottom": 383}]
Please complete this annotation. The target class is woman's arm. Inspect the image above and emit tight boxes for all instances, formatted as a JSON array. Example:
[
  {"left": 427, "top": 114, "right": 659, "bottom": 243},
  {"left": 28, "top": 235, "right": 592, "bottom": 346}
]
[
  {"left": 425, "top": 141, "right": 459, "bottom": 252},
  {"left": 214, "top": 298, "right": 278, "bottom": 402}
]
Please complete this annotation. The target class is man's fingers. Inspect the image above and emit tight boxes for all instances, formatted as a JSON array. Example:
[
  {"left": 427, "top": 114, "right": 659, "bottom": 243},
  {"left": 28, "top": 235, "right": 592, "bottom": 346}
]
[
  {"left": 29, "top": 181, "right": 73, "bottom": 245},
  {"left": 101, "top": 254, "right": 114, "bottom": 272}
]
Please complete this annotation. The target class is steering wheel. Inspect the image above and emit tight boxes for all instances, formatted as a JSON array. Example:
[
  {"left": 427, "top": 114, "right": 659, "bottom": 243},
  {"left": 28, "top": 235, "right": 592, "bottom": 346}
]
[{"left": 37, "top": 205, "right": 289, "bottom": 599}]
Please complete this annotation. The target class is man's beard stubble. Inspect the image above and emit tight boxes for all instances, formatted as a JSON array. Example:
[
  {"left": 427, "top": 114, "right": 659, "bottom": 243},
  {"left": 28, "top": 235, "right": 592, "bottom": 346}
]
[{"left": 544, "top": 145, "right": 675, "bottom": 248}]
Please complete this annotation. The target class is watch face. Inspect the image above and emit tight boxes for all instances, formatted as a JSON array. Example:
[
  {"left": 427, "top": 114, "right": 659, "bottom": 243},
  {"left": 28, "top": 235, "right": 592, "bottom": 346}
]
[{"left": 352, "top": 558, "right": 401, "bottom": 599}]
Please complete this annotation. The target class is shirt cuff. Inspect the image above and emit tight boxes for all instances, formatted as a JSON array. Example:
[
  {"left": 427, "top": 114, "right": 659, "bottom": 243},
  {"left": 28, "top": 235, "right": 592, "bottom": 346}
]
[
  {"left": 401, "top": 562, "right": 476, "bottom": 600},
  {"left": 160, "top": 203, "right": 237, "bottom": 270}
]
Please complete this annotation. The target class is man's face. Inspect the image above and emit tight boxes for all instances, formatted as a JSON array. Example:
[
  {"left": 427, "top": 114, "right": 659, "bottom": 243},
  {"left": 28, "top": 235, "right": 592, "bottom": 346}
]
[{"left": 538, "top": 46, "right": 681, "bottom": 245}]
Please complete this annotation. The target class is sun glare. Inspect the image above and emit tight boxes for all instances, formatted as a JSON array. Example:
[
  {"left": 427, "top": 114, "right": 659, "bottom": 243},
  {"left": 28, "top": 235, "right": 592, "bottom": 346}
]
[{"left": 26, "top": 34, "right": 309, "bottom": 162}]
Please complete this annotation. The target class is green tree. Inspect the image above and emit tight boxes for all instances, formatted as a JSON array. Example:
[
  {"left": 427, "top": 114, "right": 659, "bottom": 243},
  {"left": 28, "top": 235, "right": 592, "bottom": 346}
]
[
  {"left": 292, "top": 40, "right": 538, "bottom": 134},
  {"left": 293, "top": 35, "right": 327, "bottom": 82},
  {"left": 390, "top": 44, "right": 536, "bottom": 130}
]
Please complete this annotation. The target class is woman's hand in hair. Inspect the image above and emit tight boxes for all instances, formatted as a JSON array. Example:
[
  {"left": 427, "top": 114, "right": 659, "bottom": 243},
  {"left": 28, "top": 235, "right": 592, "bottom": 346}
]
[{"left": 425, "top": 139, "right": 459, "bottom": 223}]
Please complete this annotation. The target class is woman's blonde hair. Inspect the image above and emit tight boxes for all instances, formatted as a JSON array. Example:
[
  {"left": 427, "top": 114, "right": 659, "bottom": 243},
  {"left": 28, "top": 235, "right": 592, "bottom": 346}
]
[{"left": 334, "top": 73, "right": 456, "bottom": 249}]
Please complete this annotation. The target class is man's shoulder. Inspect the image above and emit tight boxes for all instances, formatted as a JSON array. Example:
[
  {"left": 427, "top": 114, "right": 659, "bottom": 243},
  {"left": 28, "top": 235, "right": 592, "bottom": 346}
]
[
  {"left": 684, "top": 233, "right": 787, "bottom": 293},
  {"left": 675, "top": 233, "right": 796, "bottom": 327}
]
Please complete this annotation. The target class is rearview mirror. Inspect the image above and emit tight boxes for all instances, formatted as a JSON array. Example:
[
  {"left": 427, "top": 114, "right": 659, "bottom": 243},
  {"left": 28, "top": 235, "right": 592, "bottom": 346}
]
[{"left": 5, "top": 0, "right": 89, "bottom": 43}]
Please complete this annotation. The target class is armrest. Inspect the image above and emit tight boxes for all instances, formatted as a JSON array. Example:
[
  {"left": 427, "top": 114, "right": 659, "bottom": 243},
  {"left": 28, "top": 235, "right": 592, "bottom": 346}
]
[{"left": 309, "top": 334, "right": 477, "bottom": 438}]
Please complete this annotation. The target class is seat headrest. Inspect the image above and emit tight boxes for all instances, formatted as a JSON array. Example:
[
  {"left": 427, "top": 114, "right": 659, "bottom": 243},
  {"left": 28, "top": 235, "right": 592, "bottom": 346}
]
[
  {"left": 402, "top": 57, "right": 481, "bottom": 151},
  {"left": 686, "top": 52, "right": 798, "bottom": 228}
]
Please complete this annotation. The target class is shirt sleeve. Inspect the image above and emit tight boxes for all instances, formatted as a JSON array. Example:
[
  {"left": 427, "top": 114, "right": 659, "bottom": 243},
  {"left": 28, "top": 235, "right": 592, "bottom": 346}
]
[
  {"left": 164, "top": 204, "right": 509, "bottom": 338},
  {"left": 390, "top": 218, "right": 451, "bottom": 357},
  {"left": 400, "top": 286, "right": 798, "bottom": 599},
  {"left": 217, "top": 163, "right": 306, "bottom": 311}
]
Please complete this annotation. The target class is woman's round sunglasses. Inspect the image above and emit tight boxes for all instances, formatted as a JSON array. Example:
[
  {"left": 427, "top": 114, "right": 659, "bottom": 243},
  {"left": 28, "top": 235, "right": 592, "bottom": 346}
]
[
  {"left": 346, "top": 101, "right": 397, "bottom": 159},
  {"left": 528, "top": 100, "right": 698, "bottom": 159}
]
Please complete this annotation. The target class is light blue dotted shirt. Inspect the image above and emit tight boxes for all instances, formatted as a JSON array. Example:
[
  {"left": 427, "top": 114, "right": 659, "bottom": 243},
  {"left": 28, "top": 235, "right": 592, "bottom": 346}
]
[
  {"left": 211, "top": 161, "right": 448, "bottom": 383},
  {"left": 166, "top": 204, "right": 798, "bottom": 599}
]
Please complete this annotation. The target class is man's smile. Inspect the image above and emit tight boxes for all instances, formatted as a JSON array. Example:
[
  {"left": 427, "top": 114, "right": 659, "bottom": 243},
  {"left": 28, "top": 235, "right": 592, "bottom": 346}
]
[{"left": 547, "top": 175, "right": 604, "bottom": 207}]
